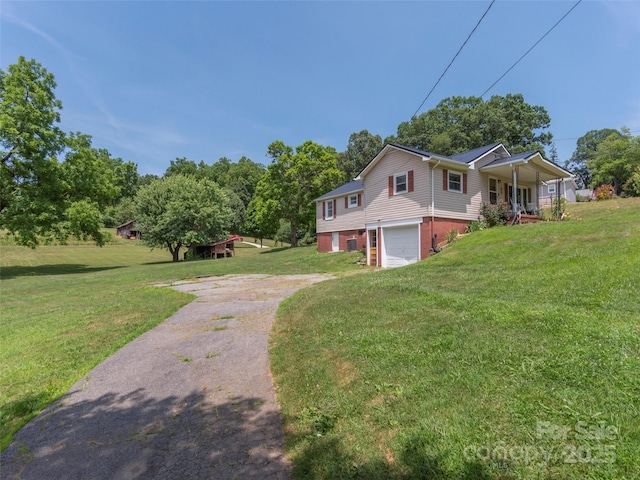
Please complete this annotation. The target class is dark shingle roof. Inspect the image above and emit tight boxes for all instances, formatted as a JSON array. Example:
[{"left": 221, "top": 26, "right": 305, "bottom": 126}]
[
  {"left": 449, "top": 142, "right": 503, "bottom": 163},
  {"left": 315, "top": 181, "right": 363, "bottom": 201},
  {"left": 384, "top": 143, "right": 450, "bottom": 160},
  {"left": 483, "top": 150, "right": 537, "bottom": 167}
]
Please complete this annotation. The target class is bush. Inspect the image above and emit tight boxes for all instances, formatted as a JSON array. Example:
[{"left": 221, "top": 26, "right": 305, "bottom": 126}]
[
  {"left": 480, "top": 202, "right": 509, "bottom": 227},
  {"left": 622, "top": 166, "right": 640, "bottom": 197},
  {"left": 300, "top": 231, "right": 317, "bottom": 246},
  {"left": 575, "top": 193, "right": 591, "bottom": 202},
  {"left": 551, "top": 197, "right": 566, "bottom": 219},
  {"left": 465, "top": 219, "right": 487, "bottom": 233},
  {"left": 594, "top": 184, "right": 615, "bottom": 201},
  {"left": 445, "top": 229, "right": 458, "bottom": 244}
]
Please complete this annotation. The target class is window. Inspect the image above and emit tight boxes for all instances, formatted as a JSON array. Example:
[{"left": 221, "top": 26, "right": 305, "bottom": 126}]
[
  {"left": 325, "top": 200, "right": 333, "bottom": 219},
  {"left": 448, "top": 171, "right": 462, "bottom": 192},
  {"left": 395, "top": 173, "right": 407, "bottom": 194},
  {"left": 389, "top": 171, "right": 414, "bottom": 196},
  {"left": 489, "top": 178, "right": 498, "bottom": 204},
  {"left": 548, "top": 183, "right": 556, "bottom": 194},
  {"left": 348, "top": 194, "right": 358, "bottom": 207}
]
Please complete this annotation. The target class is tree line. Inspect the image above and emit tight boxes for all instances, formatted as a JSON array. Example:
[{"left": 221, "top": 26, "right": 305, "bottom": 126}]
[{"left": 2, "top": 57, "right": 638, "bottom": 259}]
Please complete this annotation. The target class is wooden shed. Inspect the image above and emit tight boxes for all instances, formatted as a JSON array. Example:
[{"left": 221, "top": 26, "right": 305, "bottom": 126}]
[
  {"left": 115, "top": 220, "right": 141, "bottom": 240},
  {"left": 188, "top": 238, "right": 236, "bottom": 260}
]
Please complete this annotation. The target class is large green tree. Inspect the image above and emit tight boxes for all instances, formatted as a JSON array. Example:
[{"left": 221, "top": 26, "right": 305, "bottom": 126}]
[
  {"left": 163, "top": 155, "right": 265, "bottom": 234},
  {"left": 134, "top": 175, "right": 232, "bottom": 261},
  {"left": 1, "top": 57, "right": 126, "bottom": 246},
  {"left": 337, "top": 130, "right": 383, "bottom": 180},
  {"left": 564, "top": 128, "right": 620, "bottom": 188},
  {"left": 388, "top": 94, "right": 552, "bottom": 156},
  {"left": 248, "top": 140, "right": 344, "bottom": 247},
  {"left": 587, "top": 128, "right": 640, "bottom": 195}
]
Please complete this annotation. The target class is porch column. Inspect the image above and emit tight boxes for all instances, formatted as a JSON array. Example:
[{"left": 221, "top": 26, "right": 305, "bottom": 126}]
[
  {"left": 512, "top": 166, "right": 518, "bottom": 213},
  {"left": 535, "top": 171, "right": 540, "bottom": 213}
]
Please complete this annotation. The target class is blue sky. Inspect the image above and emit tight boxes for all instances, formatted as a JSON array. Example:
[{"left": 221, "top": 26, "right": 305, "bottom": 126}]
[{"left": 2, "top": 1, "right": 639, "bottom": 176}]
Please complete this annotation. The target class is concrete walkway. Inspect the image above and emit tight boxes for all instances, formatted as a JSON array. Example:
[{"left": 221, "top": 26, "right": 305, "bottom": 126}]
[
  {"left": 1, "top": 274, "right": 332, "bottom": 480},
  {"left": 240, "top": 241, "right": 270, "bottom": 249}
]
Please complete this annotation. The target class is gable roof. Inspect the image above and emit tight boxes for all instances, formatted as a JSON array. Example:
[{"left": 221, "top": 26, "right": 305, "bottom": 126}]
[
  {"left": 480, "top": 150, "right": 574, "bottom": 182},
  {"left": 115, "top": 220, "right": 135, "bottom": 229},
  {"left": 449, "top": 142, "right": 505, "bottom": 163},
  {"left": 355, "top": 143, "right": 459, "bottom": 179},
  {"left": 314, "top": 180, "right": 363, "bottom": 201}
]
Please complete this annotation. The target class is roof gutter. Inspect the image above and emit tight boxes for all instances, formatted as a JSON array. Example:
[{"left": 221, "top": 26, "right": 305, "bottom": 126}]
[{"left": 425, "top": 155, "right": 470, "bottom": 170}]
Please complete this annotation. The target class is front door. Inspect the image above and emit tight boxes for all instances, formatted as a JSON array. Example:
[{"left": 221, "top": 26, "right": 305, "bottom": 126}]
[
  {"left": 368, "top": 229, "right": 377, "bottom": 266},
  {"left": 508, "top": 185, "right": 528, "bottom": 210},
  {"left": 331, "top": 232, "right": 339, "bottom": 252}
]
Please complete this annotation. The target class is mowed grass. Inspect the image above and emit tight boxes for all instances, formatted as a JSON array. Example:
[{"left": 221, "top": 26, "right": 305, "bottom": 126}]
[
  {"left": 0, "top": 237, "right": 363, "bottom": 450},
  {"left": 271, "top": 198, "right": 640, "bottom": 479}
]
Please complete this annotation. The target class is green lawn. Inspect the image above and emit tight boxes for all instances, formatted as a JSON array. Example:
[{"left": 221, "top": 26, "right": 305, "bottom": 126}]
[
  {"left": 271, "top": 198, "right": 640, "bottom": 479},
  {"left": 0, "top": 237, "right": 363, "bottom": 450}
]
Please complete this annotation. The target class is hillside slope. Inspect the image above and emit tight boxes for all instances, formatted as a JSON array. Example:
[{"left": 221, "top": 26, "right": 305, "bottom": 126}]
[{"left": 272, "top": 198, "right": 640, "bottom": 479}]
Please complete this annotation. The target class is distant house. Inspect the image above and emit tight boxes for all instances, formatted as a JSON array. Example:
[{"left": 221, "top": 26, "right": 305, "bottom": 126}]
[
  {"left": 316, "top": 142, "right": 574, "bottom": 268},
  {"left": 539, "top": 177, "right": 578, "bottom": 206},
  {"left": 115, "top": 220, "right": 141, "bottom": 240}
]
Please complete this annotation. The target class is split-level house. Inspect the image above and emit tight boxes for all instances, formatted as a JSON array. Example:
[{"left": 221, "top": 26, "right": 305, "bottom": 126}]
[{"left": 316, "top": 142, "right": 574, "bottom": 268}]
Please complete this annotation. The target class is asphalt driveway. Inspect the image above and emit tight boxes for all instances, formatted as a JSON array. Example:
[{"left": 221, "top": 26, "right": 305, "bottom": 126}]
[{"left": 1, "top": 274, "right": 332, "bottom": 480}]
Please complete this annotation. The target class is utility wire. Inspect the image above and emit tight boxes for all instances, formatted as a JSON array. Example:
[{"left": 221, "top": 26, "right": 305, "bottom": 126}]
[
  {"left": 412, "top": 0, "right": 495, "bottom": 118},
  {"left": 480, "top": 0, "right": 582, "bottom": 98}
]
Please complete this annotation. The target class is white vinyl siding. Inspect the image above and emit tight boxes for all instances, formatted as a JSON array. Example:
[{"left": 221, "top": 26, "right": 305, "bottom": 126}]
[
  {"left": 365, "top": 150, "right": 430, "bottom": 223},
  {"left": 433, "top": 168, "right": 481, "bottom": 220},
  {"left": 316, "top": 195, "right": 365, "bottom": 234}
]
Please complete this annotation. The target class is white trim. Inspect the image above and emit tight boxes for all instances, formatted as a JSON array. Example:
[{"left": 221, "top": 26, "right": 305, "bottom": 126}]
[
  {"left": 348, "top": 194, "right": 358, "bottom": 208},
  {"left": 366, "top": 216, "right": 422, "bottom": 230},
  {"left": 448, "top": 170, "right": 463, "bottom": 193},
  {"left": 325, "top": 200, "right": 334, "bottom": 220},
  {"left": 381, "top": 223, "right": 421, "bottom": 268},
  {"left": 488, "top": 176, "right": 499, "bottom": 204},
  {"left": 331, "top": 232, "right": 339, "bottom": 252},
  {"left": 394, "top": 171, "right": 408, "bottom": 195}
]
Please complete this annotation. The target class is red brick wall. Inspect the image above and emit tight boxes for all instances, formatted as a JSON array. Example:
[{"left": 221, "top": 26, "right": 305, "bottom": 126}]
[
  {"left": 421, "top": 217, "right": 470, "bottom": 257},
  {"left": 317, "top": 230, "right": 366, "bottom": 253},
  {"left": 317, "top": 232, "right": 333, "bottom": 252}
]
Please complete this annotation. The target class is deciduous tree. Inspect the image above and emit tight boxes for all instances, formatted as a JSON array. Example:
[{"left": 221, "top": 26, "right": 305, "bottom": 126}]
[
  {"left": 134, "top": 175, "right": 232, "bottom": 261},
  {"left": 249, "top": 140, "right": 343, "bottom": 247},
  {"left": 387, "top": 94, "right": 552, "bottom": 156},
  {"left": 564, "top": 128, "right": 620, "bottom": 188},
  {"left": 588, "top": 128, "right": 640, "bottom": 195},
  {"left": 1, "top": 57, "right": 127, "bottom": 246},
  {"left": 338, "top": 130, "right": 383, "bottom": 180}
]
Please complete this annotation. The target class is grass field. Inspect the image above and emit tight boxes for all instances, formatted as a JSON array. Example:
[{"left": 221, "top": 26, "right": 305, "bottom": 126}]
[
  {"left": 271, "top": 198, "right": 640, "bottom": 479},
  {"left": 0, "top": 237, "right": 363, "bottom": 450}
]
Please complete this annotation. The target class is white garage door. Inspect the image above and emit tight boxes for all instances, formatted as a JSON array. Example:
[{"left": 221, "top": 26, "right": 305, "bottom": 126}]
[{"left": 383, "top": 225, "right": 419, "bottom": 268}]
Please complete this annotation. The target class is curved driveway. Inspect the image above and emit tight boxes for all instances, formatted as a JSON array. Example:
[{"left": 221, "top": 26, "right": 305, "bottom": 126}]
[{"left": 1, "top": 274, "right": 332, "bottom": 480}]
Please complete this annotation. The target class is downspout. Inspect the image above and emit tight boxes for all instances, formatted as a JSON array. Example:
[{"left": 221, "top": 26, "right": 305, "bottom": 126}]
[{"left": 431, "top": 159, "right": 441, "bottom": 252}]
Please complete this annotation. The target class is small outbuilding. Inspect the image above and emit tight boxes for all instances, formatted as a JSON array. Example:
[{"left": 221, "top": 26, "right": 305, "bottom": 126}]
[
  {"left": 116, "top": 220, "right": 141, "bottom": 240},
  {"left": 187, "top": 238, "right": 236, "bottom": 260}
]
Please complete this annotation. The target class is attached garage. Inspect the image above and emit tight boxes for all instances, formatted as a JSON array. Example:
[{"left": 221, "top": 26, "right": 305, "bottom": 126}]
[{"left": 382, "top": 224, "right": 420, "bottom": 268}]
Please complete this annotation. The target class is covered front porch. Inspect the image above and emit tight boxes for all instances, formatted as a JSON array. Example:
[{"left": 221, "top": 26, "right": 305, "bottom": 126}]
[{"left": 480, "top": 150, "right": 574, "bottom": 218}]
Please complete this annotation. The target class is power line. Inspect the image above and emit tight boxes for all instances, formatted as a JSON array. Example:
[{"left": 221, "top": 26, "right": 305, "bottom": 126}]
[
  {"left": 480, "top": 0, "right": 582, "bottom": 98},
  {"left": 412, "top": 0, "right": 495, "bottom": 118}
]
